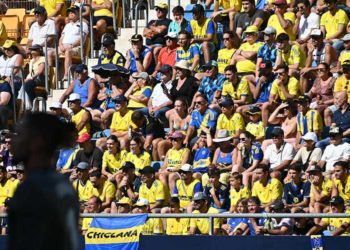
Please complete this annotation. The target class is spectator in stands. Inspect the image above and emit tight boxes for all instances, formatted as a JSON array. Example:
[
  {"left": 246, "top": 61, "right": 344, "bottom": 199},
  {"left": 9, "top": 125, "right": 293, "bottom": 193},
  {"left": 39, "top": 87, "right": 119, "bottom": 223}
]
[
  {"left": 124, "top": 34, "right": 155, "bottom": 75},
  {"left": 217, "top": 31, "right": 238, "bottom": 75},
  {"left": 81, "top": 196, "right": 102, "bottom": 235},
  {"left": 184, "top": 94, "right": 218, "bottom": 147},
  {"left": 109, "top": 95, "right": 135, "bottom": 148},
  {"left": 216, "top": 98, "right": 245, "bottom": 138},
  {"left": 71, "top": 162, "right": 91, "bottom": 204},
  {"left": 74, "top": 133, "right": 103, "bottom": 170},
  {"left": 283, "top": 164, "right": 311, "bottom": 212},
  {"left": 67, "top": 93, "right": 91, "bottom": 135},
  {"left": 245, "top": 107, "right": 265, "bottom": 142},
  {"left": 189, "top": 192, "right": 221, "bottom": 235},
  {"left": 291, "top": 132, "right": 322, "bottom": 171},
  {"left": 139, "top": 166, "right": 169, "bottom": 213},
  {"left": 228, "top": 173, "right": 251, "bottom": 213},
  {"left": 332, "top": 161, "right": 350, "bottom": 202},
  {"left": 275, "top": 33, "right": 305, "bottom": 76},
  {"left": 192, "top": 128, "right": 214, "bottom": 177},
  {"left": 223, "top": 198, "right": 248, "bottom": 235},
  {"left": 337, "top": 34, "right": 350, "bottom": 71},
  {"left": 165, "top": 197, "right": 190, "bottom": 235},
  {"left": 295, "top": 95, "right": 323, "bottom": 148},
  {"left": 320, "top": 0, "right": 348, "bottom": 55},
  {"left": 130, "top": 111, "right": 165, "bottom": 151},
  {"left": 56, "top": 138, "right": 79, "bottom": 175},
  {"left": 293, "top": 0, "right": 320, "bottom": 47},
  {"left": 0, "top": 79, "right": 12, "bottom": 130},
  {"left": 27, "top": 6, "right": 56, "bottom": 59},
  {"left": 0, "top": 134, "right": 12, "bottom": 170},
  {"left": 60, "top": 65, "right": 100, "bottom": 109},
  {"left": 57, "top": 6, "right": 89, "bottom": 82},
  {"left": 211, "top": 0, "right": 240, "bottom": 31},
  {"left": 110, "top": 196, "right": 132, "bottom": 214},
  {"left": 91, "top": 0, "right": 114, "bottom": 46},
  {"left": 251, "top": 61, "right": 275, "bottom": 106},
  {"left": 236, "top": 0, "right": 267, "bottom": 37},
  {"left": 0, "top": 167, "right": 14, "bottom": 208},
  {"left": 14, "top": 164, "right": 25, "bottom": 184},
  {"left": 262, "top": 127, "right": 295, "bottom": 176},
  {"left": 255, "top": 27, "right": 277, "bottom": 78},
  {"left": 307, "top": 196, "right": 350, "bottom": 236},
  {"left": 152, "top": 32, "right": 179, "bottom": 79},
  {"left": 143, "top": 3, "right": 171, "bottom": 62},
  {"left": 70, "top": 0, "right": 92, "bottom": 21},
  {"left": 293, "top": 208, "right": 315, "bottom": 235},
  {"left": 40, "top": 0, "right": 66, "bottom": 18},
  {"left": 125, "top": 72, "right": 152, "bottom": 111},
  {"left": 125, "top": 136, "right": 151, "bottom": 176},
  {"left": 115, "top": 162, "right": 138, "bottom": 201},
  {"left": 267, "top": 0, "right": 296, "bottom": 40},
  {"left": 176, "top": 31, "right": 200, "bottom": 72},
  {"left": 334, "top": 62, "right": 350, "bottom": 104},
  {"left": 168, "top": 5, "right": 191, "bottom": 35},
  {"left": 188, "top": 4, "right": 216, "bottom": 63},
  {"left": 232, "top": 26, "right": 263, "bottom": 75}
]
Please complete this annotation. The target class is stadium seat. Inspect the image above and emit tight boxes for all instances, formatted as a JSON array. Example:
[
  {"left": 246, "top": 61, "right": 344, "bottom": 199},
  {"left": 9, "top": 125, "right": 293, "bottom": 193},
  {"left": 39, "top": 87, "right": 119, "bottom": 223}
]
[
  {"left": 6, "top": 8, "right": 26, "bottom": 23},
  {"left": 20, "top": 14, "right": 35, "bottom": 45},
  {"left": 0, "top": 15, "right": 20, "bottom": 41},
  {"left": 184, "top": 4, "right": 194, "bottom": 21},
  {"left": 151, "top": 161, "right": 163, "bottom": 171}
]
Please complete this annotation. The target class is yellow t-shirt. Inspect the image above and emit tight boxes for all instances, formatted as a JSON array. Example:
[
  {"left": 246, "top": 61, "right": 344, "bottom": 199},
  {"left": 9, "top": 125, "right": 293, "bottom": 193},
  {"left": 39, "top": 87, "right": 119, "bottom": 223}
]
[
  {"left": 72, "top": 180, "right": 91, "bottom": 202},
  {"left": 339, "top": 50, "right": 350, "bottom": 65},
  {"left": 110, "top": 109, "right": 135, "bottom": 132},
  {"left": 92, "top": 0, "right": 113, "bottom": 17},
  {"left": 270, "top": 77, "right": 300, "bottom": 101},
  {"left": 128, "top": 86, "right": 152, "bottom": 109},
  {"left": 334, "top": 75, "right": 350, "bottom": 103},
  {"left": 222, "top": 77, "right": 253, "bottom": 104},
  {"left": 333, "top": 175, "right": 350, "bottom": 202},
  {"left": 230, "top": 185, "right": 251, "bottom": 208},
  {"left": 190, "top": 18, "right": 216, "bottom": 42},
  {"left": 166, "top": 218, "right": 190, "bottom": 235},
  {"left": 251, "top": 178, "right": 283, "bottom": 205},
  {"left": 0, "top": 180, "right": 18, "bottom": 206},
  {"left": 267, "top": 12, "right": 296, "bottom": 40},
  {"left": 190, "top": 207, "right": 221, "bottom": 234},
  {"left": 71, "top": 108, "right": 90, "bottom": 135},
  {"left": 310, "top": 178, "right": 333, "bottom": 198},
  {"left": 175, "top": 178, "right": 201, "bottom": 208},
  {"left": 278, "top": 44, "right": 305, "bottom": 68},
  {"left": 320, "top": 9, "right": 348, "bottom": 39},
  {"left": 217, "top": 48, "right": 236, "bottom": 74},
  {"left": 40, "top": 0, "right": 66, "bottom": 16},
  {"left": 321, "top": 213, "right": 350, "bottom": 236},
  {"left": 142, "top": 218, "right": 164, "bottom": 235},
  {"left": 102, "top": 149, "right": 128, "bottom": 174},
  {"left": 166, "top": 147, "right": 190, "bottom": 169},
  {"left": 216, "top": 112, "right": 245, "bottom": 136},
  {"left": 139, "top": 179, "right": 168, "bottom": 205},
  {"left": 0, "top": 21, "right": 8, "bottom": 47},
  {"left": 218, "top": 0, "right": 241, "bottom": 12},
  {"left": 246, "top": 121, "right": 265, "bottom": 139},
  {"left": 84, "top": 179, "right": 116, "bottom": 202},
  {"left": 297, "top": 109, "right": 323, "bottom": 135},
  {"left": 236, "top": 42, "right": 263, "bottom": 73},
  {"left": 125, "top": 151, "right": 151, "bottom": 176}
]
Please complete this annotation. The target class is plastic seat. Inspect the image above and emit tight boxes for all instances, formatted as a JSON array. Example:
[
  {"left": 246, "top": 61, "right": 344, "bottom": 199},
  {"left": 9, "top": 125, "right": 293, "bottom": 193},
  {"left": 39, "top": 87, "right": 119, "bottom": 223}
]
[
  {"left": 6, "top": 8, "right": 26, "bottom": 23},
  {"left": 0, "top": 15, "right": 20, "bottom": 41},
  {"left": 21, "top": 14, "right": 35, "bottom": 41},
  {"left": 184, "top": 4, "right": 194, "bottom": 20}
]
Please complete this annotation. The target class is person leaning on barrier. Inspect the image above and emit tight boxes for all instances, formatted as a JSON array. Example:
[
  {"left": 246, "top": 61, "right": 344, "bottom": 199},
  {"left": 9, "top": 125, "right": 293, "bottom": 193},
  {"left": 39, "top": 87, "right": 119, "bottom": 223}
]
[
  {"left": 81, "top": 195, "right": 102, "bottom": 235},
  {"left": 110, "top": 196, "right": 132, "bottom": 214},
  {"left": 332, "top": 161, "right": 350, "bottom": 202},
  {"left": 165, "top": 197, "right": 190, "bottom": 235}
]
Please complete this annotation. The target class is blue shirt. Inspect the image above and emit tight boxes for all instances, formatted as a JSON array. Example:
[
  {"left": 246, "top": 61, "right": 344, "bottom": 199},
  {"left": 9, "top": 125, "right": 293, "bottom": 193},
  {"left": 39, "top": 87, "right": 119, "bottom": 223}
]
[
  {"left": 128, "top": 46, "right": 155, "bottom": 74},
  {"left": 255, "top": 75, "right": 274, "bottom": 103},
  {"left": 240, "top": 143, "right": 264, "bottom": 169},
  {"left": 227, "top": 218, "right": 249, "bottom": 233},
  {"left": 333, "top": 105, "right": 350, "bottom": 135},
  {"left": 283, "top": 181, "right": 311, "bottom": 205},
  {"left": 168, "top": 19, "right": 191, "bottom": 34},
  {"left": 257, "top": 43, "right": 278, "bottom": 66},
  {"left": 198, "top": 74, "right": 225, "bottom": 103},
  {"left": 190, "top": 108, "right": 218, "bottom": 131},
  {"left": 204, "top": 182, "right": 230, "bottom": 210},
  {"left": 173, "top": 181, "right": 203, "bottom": 195},
  {"left": 56, "top": 147, "right": 77, "bottom": 170}
]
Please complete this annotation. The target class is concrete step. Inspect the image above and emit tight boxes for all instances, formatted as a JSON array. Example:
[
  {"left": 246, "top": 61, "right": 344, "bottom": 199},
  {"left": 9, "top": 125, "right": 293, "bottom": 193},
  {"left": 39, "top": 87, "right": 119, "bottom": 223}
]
[{"left": 47, "top": 89, "right": 67, "bottom": 110}]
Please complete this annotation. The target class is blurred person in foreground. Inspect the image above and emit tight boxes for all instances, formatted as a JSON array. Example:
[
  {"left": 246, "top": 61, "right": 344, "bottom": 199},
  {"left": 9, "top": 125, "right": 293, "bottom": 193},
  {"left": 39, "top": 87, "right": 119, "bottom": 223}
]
[{"left": 8, "top": 113, "right": 80, "bottom": 250}]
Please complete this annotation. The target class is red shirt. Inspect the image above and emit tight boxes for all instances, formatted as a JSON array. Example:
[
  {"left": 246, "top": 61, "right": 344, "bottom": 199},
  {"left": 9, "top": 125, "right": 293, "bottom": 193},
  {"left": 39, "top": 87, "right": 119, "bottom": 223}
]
[{"left": 158, "top": 46, "right": 178, "bottom": 67}]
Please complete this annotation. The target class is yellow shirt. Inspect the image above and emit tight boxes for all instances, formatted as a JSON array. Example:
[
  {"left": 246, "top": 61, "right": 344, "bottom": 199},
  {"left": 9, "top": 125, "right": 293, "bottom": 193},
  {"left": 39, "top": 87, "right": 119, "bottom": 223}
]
[
  {"left": 321, "top": 213, "right": 350, "bottom": 236},
  {"left": 142, "top": 218, "right": 164, "bottom": 235},
  {"left": 110, "top": 109, "right": 135, "bottom": 132},
  {"left": 0, "top": 21, "right": 8, "bottom": 47},
  {"left": 139, "top": 179, "right": 168, "bottom": 205},
  {"left": 218, "top": 0, "right": 241, "bottom": 12},
  {"left": 0, "top": 179, "right": 18, "bottom": 206},
  {"left": 230, "top": 185, "right": 251, "bottom": 208},
  {"left": 125, "top": 151, "right": 151, "bottom": 176},
  {"left": 297, "top": 110, "right": 323, "bottom": 136},
  {"left": 102, "top": 149, "right": 128, "bottom": 174},
  {"left": 320, "top": 9, "right": 348, "bottom": 39},
  {"left": 278, "top": 44, "right": 305, "bottom": 68},
  {"left": 40, "top": 0, "right": 66, "bottom": 16},
  {"left": 190, "top": 207, "right": 221, "bottom": 234},
  {"left": 333, "top": 175, "right": 350, "bottom": 202},
  {"left": 339, "top": 50, "right": 350, "bottom": 65},
  {"left": 190, "top": 18, "right": 217, "bottom": 44},
  {"left": 270, "top": 77, "right": 300, "bottom": 101},
  {"left": 8, "top": 179, "right": 19, "bottom": 198},
  {"left": 72, "top": 180, "right": 91, "bottom": 202},
  {"left": 310, "top": 178, "right": 333, "bottom": 198},
  {"left": 236, "top": 42, "right": 263, "bottom": 73},
  {"left": 92, "top": 0, "right": 113, "bottom": 17},
  {"left": 267, "top": 12, "right": 296, "bottom": 40},
  {"left": 246, "top": 121, "right": 265, "bottom": 139},
  {"left": 222, "top": 77, "right": 253, "bottom": 104},
  {"left": 216, "top": 112, "right": 245, "bottom": 136},
  {"left": 217, "top": 48, "right": 236, "bottom": 74},
  {"left": 334, "top": 75, "right": 350, "bottom": 102},
  {"left": 166, "top": 147, "right": 190, "bottom": 169},
  {"left": 252, "top": 178, "right": 283, "bottom": 205},
  {"left": 175, "top": 178, "right": 201, "bottom": 208},
  {"left": 84, "top": 179, "right": 116, "bottom": 202},
  {"left": 166, "top": 218, "right": 190, "bottom": 235},
  {"left": 71, "top": 108, "right": 90, "bottom": 135},
  {"left": 128, "top": 86, "right": 152, "bottom": 108}
]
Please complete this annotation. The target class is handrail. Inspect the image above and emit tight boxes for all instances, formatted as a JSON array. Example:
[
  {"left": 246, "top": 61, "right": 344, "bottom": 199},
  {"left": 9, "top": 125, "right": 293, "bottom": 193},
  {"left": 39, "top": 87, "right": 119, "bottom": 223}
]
[
  {"left": 111, "top": 0, "right": 117, "bottom": 34},
  {"left": 45, "top": 34, "right": 59, "bottom": 91},
  {"left": 167, "top": 0, "right": 170, "bottom": 18},
  {"left": 79, "top": 3, "right": 94, "bottom": 61},
  {"left": 135, "top": 0, "right": 148, "bottom": 34},
  {"left": 67, "top": 64, "right": 74, "bottom": 88},
  {"left": 10, "top": 67, "right": 24, "bottom": 123},
  {"left": 122, "top": 0, "right": 127, "bottom": 28}
]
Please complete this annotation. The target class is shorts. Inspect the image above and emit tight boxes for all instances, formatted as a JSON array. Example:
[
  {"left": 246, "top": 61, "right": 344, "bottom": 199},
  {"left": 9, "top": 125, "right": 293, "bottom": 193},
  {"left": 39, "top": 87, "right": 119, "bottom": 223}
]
[
  {"left": 93, "top": 16, "right": 114, "bottom": 26},
  {"left": 59, "top": 46, "right": 81, "bottom": 56}
]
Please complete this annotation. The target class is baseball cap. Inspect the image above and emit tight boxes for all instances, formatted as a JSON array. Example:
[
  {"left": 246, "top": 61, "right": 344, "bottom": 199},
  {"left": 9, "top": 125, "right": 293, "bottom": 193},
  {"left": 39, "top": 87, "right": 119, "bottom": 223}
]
[
  {"left": 302, "top": 132, "right": 318, "bottom": 142},
  {"left": 169, "top": 131, "right": 184, "bottom": 139},
  {"left": 329, "top": 196, "right": 344, "bottom": 205},
  {"left": 271, "top": 127, "right": 284, "bottom": 137},
  {"left": 219, "top": 98, "right": 234, "bottom": 107},
  {"left": 67, "top": 5, "right": 79, "bottom": 13},
  {"left": 165, "top": 32, "right": 178, "bottom": 39},
  {"left": 130, "top": 34, "right": 143, "bottom": 42},
  {"left": 68, "top": 93, "right": 81, "bottom": 101},
  {"left": 155, "top": 3, "right": 168, "bottom": 10},
  {"left": 34, "top": 5, "right": 47, "bottom": 14},
  {"left": 274, "top": 0, "right": 287, "bottom": 5},
  {"left": 133, "top": 72, "right": 149, "bottom": 80},
  {"left": 311, "top": 29, "right": 322, "bottom": 37},
  {"left": 139, "top": 166, "right": 156, "bottom": 175},
  {"left": 342, "top": 60, "right": 350, "bottom": 67},
  {"left": 115, "top": 197, "right": 132, "bottom": 206},
  {"left": 246, "top": 106, "right": 261, "bottom": 115},
  {"left": 295, "top": 95, "right": 311, "bottom": 105},
  {"left": 102, "top": 35, "right": 115, "bottom": 46},
  {"left": 159, "top": 64, "right": 172, "bottom": 74},
  {"left": 192, "top": 4, "right": 205, "bottom": 13},
  {"left": 76, "top": 162, "right": 89, "bottom": 170},
  {"left": 28, "top": 44, "right": 43, "bottom": 51},
  {"left": 270, "top": 199, "right": 285, "bottom": 211},
  {"left": 2, "top": 40, "right": 16, "bottom": 49},
  {"left": 77, "top": 133, "right": 91, "bottom": 143},
  {"left": 193, "top": 192, "right": 207, "bottom": 201},
  {"left": 307, "top": 165, "right": 322, "bottom": 173},
  {"left": 329, "top": 126, "right": 343, "bottom": 135},
  {"left": 202, "top": 60, "right": 218, "bottom": 69},
  {"left": 14, "top": 164, "right": 24, "bottom": 171},
  {"left": 180, "top": 164, "right": 193, "bottom": 172},
  {"left": 75, "top": 64, "right": 88, "bottom": 73},
  {"left": 245, "top": 25, "right": 258, "bottom": 34},
  {"left": 259, "top": 61, "right": 272, "bottom": 71},
  {"left": 50, "top": 101, "right": 62, "bottom": 109},
  {"left": 134, "top": 198, "right": 150, "bottom": 207},
  {"left": 342, "top": 34, "right": 350, "bottom": 42},
  {"left": 121, "top": 161, "right": 136, "bottom": 172},
  {"left": 263, "top": 26, "right": 276, "bottom": 35},
  {"left": 114, "top": 95, "right": 128, "bottom": 103}
]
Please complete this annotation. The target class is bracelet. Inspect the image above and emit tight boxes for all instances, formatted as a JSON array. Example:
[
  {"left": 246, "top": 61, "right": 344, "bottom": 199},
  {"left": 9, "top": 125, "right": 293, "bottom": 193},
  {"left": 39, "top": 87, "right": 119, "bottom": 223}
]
[{"left": 135, "top": 57, "right": 140, "bottom": 61}]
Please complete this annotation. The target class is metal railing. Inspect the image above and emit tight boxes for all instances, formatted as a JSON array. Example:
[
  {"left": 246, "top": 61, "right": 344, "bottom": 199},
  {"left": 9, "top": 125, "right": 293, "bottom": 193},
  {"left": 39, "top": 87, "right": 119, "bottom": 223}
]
[
  {"left": 10, "top": 67, "right": 24, "bottom": 123},
  {"left": 111, "top": 0, "right": 118, "bottom": 34},
  {"left": 79, "top": 3, "right": 94, "bottom": 61},
  {"left": 135, "top": 0, "right": 148, "bottom": 34},
  {"left": 45, "top": 34, "right": 59, "bottom": 91}
]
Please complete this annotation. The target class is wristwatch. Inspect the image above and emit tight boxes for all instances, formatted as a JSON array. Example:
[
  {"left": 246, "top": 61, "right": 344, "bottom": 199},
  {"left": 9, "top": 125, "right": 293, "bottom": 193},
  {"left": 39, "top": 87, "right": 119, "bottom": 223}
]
[{"left": 135, "top": 57, "right": 140, "bottom": 61}]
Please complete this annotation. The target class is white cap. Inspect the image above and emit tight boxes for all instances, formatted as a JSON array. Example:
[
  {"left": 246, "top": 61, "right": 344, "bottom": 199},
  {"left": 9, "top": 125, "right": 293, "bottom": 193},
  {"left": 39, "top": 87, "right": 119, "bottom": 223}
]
[
  {"left": 342, "top": 34, "right": 350, "bottom": 41},
  {"left": 165, "top": 32, "right": 178, "bottom": 39},
  {"left": 134, "top": 198, "right": 150, "bottom": 207},
  {"left": 68, "top": 93, "right": 81, "bottom": 101},
  {"left": 302, "top": 132, "right": 318, "bottom": 142},
  {"left": 262, "top": 26, "right": 276, "bottom": 35},
  {"left": 310, "top": 29, "right": 322, "bottom": 37},
  {"left": 180, "top": 163, "right": 193, "bottom": 172},
  {"left": 50, "top": 101, "right": 62, "bottom": 109}
]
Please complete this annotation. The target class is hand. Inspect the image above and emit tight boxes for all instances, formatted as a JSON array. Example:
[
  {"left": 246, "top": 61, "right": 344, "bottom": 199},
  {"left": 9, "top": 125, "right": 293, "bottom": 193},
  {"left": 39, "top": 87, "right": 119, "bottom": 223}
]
[
  {"left": 209, "top": 187, "right": 216, "bottom": 195},
  {"left": 133, "top": 47, "right": 140, "bottom": 57},
  {"left": 201, "top": 126, "right": 210, "bottom": 135},
  {"left": 255, "top": 226, "right": 265, "bottom": 235},
  {"left": 190, "top": 38, "right": 195, "bottom": 44},
  {"left": 278, "top": 102, "right": 289, "bottom": 110},
  {"left": 211, "top": 11, "right": 221, "bottom": 19},
  {"left": 296, "top": 11, "right": 302, "bottom": 19},
  {"left": 300, "top": 67, "right": 310, "bottom": 75},
  {"left": 118, "top": 176, "right": 128, "bottom": 188},
  {"left": 277, "top": 80, "right": 283, "bottom": 87},
  {"left": 188, "top": 106, "right": 194, "bottom": 114}
]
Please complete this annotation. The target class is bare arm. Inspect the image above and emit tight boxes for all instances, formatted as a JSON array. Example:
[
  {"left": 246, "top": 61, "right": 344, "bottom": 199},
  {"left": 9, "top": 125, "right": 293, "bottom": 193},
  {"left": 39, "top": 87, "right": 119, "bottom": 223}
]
[{"left": 82, "top": 79, "right": 99, "bottom": 108}]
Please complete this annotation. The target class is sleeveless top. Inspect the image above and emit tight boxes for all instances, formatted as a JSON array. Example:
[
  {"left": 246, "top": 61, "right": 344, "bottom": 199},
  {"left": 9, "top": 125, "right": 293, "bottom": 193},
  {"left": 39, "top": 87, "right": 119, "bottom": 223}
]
[
  {"left": 128, "top": 46, "right": 155, "bottom": 74},
  {"left": 173, "top": 120, "right": 189, "bottom": 132},
  {"left": 73, "top": 77, "right": 99, "bottom": 109},
  {"left": 0, "top": 54, "right": 22, "bottom": 77},
  {"left": 216, "top": 147, "right": 234, "bottom": 166},
  {"left": 312, "top": 43, "right": 326, "bottom": 67}
]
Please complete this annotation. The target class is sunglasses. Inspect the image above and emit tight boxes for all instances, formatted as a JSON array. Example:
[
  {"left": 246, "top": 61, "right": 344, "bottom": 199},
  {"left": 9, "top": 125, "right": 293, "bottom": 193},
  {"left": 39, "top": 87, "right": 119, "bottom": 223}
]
[
  {"left": 318, "top": 68, "right": 326, "bottom": 72},
  {"left": 239, "top": 138, "right": 246, "bottom": 142},
  {"left": 194, "top": 101, "right": 205, "bottom": 105},
  {"left": 276, "top": 72, "right": 286, "bottom": 76},
  {"left": 171, "top": 138, "right": 181, "bottom": 141},
  {"left": 223, "top": 37, "right": 231, "bottom": 41}
]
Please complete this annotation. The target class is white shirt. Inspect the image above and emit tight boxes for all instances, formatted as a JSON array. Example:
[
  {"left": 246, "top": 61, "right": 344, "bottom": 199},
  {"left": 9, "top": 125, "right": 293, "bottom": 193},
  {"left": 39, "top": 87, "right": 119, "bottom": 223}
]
[
  {"left": 62, "top": 20, "right": 89, "bottom": 45},
  {"left": 264, "top": 142, "right": 295, "bottom": 170},
  {"left": 321, "top": 142, "right": 350, "bottom": 171},
  {"left": 150, "top": 80, "right": 172, "bottom": 107},
  {"left": 0, "top": 54, "right": 21, "bottom": 77},
  {"left": 298, "top": 12, "right": 320, "bottom": 40},
  {"left": 28, "top": 19, "right": 56, "bottom": 46}
]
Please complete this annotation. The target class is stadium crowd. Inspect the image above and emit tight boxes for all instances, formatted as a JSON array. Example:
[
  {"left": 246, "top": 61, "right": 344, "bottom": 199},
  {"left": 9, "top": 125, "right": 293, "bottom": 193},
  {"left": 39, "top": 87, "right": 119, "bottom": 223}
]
[{"left": 1, "top": 0, "right": 350, "bottom": 237}]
